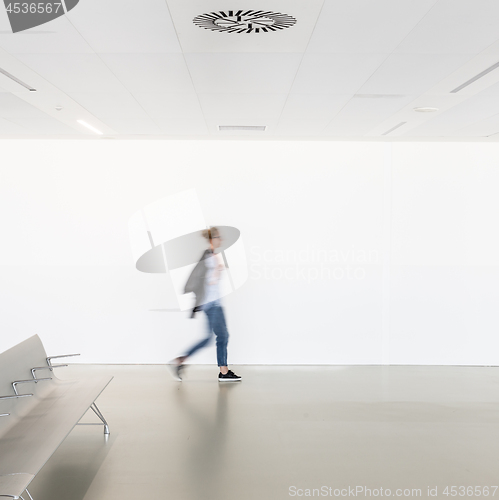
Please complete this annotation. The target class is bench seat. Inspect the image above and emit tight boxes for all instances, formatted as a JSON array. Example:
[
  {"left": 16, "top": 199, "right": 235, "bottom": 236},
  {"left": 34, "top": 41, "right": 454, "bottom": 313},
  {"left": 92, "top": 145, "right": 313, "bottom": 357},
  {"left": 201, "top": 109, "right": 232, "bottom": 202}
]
[
  {"left": 0, "top": 475, "right": 35, "bottom": 499},
  {"left": 0, "top": 376, "right": 112, "bottom": 476},
  {"left": 0, "top": 336, "right": 113, "bottom": 499}
]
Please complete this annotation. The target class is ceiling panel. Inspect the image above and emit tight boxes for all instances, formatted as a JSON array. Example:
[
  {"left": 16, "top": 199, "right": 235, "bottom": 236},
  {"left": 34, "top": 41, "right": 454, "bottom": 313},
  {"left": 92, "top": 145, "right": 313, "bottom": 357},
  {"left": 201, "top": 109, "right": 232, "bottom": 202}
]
[
  {"left": 95, "top": 117, "right": 162, "bottom": 135},
  {"left": 198, "top": 92, "right": 287, "bottom": 134},
  {"left": 0, "top": 93, "right": 50, "bottom": 118},
  {"left": 276, "top": 93, "right": 352, "bottom": 136},
  {"left": 367, "top": 94, "right": 467, "bottom": 137},
  {"left": 358, "top": 54, "right": 472, "bottom": 96},
  {"left": 14, "top": 53, "right": 130, "bottom": 93},
  {"left": 405, "top": 86, "right": 499, "bottom": 137},
  {"left": 0, "top": 2, "right": 11, "bottom": 31},
  {"left": 424, "top": 54, "right": 499, "bottom": 96},
  {"left": 7, "top": 116, "right": 80, "bottom": 134},
  {"left": 8, "top": 89, "right": 119, "bottom": 136},
  {"left": 133, "top": 92, "right": 208, "bottom": 135},
  {"left": 290, "top": 53, "right": 387, "bottom": 94},
  {"left": 68, "top": 91, "right": 153, "bottom": 120},
  {"left": 0, "top": 47, "right": 70, "bottom": 93},
  {"left": 0, "top": 16, "right": 93, "bottom": 54},
  {"left": 0, "top": 0, "right": 497, "bottom": 140},
  {"left": 65, "top": 0, "right": 182, "bottom": 53},
  {"left": 323, "top": 95, "right": 415, "bottom": 136},
  {"left": 99, "top": 53, "right": 195, "bottom": 93},
  {"left": 0, "top": 117, "right": 29, "bottom": 134},
  {"left": 453, "top": 115, "right": 499, "bottom": 138},
  {"left": 185, "top": 53, "right": 302, "bottom": 94},
  {"left": 394, "top": 0, "right": 499, "bottom": 54},
  {"left": 153, "top": 119, "right": 208, "bottom": 136},
  {"left": 166, "top": 0, "right": 324, "bottom": 53},
  {"left": 306, "top": 0, "right": 438, "bottom": 54}
]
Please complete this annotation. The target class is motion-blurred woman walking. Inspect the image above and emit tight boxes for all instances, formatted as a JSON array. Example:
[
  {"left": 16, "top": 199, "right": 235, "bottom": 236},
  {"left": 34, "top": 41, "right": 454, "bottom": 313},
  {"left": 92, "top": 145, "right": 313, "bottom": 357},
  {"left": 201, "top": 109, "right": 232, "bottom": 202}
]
[{"left": 172, "top": 227, "right": 241, "bottom": 382}]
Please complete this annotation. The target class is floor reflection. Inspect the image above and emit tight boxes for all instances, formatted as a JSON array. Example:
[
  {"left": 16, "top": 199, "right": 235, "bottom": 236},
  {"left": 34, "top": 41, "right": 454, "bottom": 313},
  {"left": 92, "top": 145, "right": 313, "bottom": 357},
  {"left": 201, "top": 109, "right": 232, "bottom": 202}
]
[{"left": 174, "top": 383, "right": 240, "bottom": 500}]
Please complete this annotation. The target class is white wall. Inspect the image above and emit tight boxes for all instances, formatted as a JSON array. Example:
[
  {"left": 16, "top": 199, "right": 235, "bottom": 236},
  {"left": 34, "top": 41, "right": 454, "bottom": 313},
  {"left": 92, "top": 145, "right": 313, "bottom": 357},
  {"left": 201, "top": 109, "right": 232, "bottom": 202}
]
[{"left": 0, "top": 140, "right": 498, "bottom": 365}]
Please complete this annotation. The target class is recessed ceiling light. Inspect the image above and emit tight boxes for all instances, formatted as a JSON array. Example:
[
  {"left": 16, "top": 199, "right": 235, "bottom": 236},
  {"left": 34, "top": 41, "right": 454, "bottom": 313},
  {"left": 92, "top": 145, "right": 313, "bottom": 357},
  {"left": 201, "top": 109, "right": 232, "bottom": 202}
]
[
  {"left": 413, "top": 107, "right": 439, "bottom": 112},
  {"left": 55, "top": 106, "right": 63, "bottom": 111},
  {"left": 219, "top": 125, "right": 266, "bottom": 131},
  {"left": 0, "top": 67, "right": 36, "bottom": 91},
  {"left": 382, "top": 122, "right": 407, "bottom": 136},
  {"left": 77, "top": 120, "right": 103, "bottom": 135},
  {"left": 451, "top": 61, "right": 499, "bottom": 93}
]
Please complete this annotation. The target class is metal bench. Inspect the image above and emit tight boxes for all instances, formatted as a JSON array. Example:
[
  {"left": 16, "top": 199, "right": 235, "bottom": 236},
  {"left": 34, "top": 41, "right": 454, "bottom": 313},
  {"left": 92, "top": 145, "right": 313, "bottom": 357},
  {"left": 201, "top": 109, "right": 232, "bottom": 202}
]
[{"left": 0, "top": 335, "right": 113, "bottom": 499}]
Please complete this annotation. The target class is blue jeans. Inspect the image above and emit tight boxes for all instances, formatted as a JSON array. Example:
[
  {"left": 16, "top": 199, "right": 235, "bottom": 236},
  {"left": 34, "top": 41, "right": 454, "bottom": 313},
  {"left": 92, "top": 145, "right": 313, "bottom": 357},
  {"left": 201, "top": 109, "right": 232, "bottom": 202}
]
[{"left": 184, "top": 302, "right": 229, "bottom": 367}]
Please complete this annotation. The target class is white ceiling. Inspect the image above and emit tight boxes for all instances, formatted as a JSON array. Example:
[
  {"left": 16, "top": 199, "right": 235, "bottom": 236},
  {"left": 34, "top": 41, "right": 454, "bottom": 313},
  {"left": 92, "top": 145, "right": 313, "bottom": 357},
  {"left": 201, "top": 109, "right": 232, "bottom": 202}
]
[{"left": 1, "top": 0, "right": 499, "bottom": 139}]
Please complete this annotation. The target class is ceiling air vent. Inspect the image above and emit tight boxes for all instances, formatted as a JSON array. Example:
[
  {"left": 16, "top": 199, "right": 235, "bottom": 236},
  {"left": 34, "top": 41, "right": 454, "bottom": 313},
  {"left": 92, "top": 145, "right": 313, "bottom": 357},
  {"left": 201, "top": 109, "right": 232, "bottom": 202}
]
[
  {"left": 193, "top": 10, "right": 296, "bottom": 33},
  {"left": 219, "top": 125, "right": 266, "bottom": 131}
]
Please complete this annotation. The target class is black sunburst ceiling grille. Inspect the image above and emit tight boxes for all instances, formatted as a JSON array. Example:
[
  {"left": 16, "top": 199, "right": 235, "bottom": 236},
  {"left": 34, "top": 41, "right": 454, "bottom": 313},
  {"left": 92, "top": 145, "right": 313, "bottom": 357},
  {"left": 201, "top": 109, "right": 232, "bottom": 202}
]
[{"left": 193, "top": 10, "right": 296, "bottom": 33}]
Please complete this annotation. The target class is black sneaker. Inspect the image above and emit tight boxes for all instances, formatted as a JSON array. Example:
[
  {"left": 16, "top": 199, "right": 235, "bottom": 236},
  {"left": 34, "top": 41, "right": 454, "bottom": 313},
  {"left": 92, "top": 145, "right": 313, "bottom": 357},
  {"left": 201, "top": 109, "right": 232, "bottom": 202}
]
[{"left": 218, "top": 370, "right": 241, "bottom": 382}]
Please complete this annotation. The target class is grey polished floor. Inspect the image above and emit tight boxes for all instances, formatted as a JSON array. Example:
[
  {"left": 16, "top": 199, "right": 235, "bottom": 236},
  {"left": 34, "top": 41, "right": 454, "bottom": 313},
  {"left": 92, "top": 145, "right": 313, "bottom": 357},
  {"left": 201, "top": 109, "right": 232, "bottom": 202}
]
[{"left": 29, "top": 365, "right": 499, "bottom": 500}]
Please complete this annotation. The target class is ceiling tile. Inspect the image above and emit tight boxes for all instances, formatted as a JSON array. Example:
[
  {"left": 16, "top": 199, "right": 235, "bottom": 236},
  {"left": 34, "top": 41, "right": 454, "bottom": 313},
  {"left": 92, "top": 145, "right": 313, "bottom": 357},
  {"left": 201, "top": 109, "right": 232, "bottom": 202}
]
[
  {"left": 276, "top": 93, "right": 352, "bottom": 136},
  {"left": 99, "top": 53, "right": 195, "bottom": 93},
  {"left": 0, "top": 48, "right": 66, "bottom": 93},
  {"left": 153, "top": 119, "right": 208, "bottom": 136},
  {"left": 453, "top": 115, "right": 499, "bottom": 137},
  {"left": 0, "top": 16, "right": 94, "bottom": 53},
  {"left": 358, "top": 54, "right": 472, "bottom": 96},
  {"left": 323, "top": 95, "right": 415, "bottom": 136},
  {"left": 405, "top": 83, "right": 499, "bottom": 136},
  {"left": 368, "top": 94, "right": 468, "bottom": 137},
  {"left": 14, "top": 53, "right": 129, "bottom": 93},
  {"left": 394, "top": 0, "right": 499, "bottom": 54},
  {"left": 306, "top": 0, "right": 438, "bottom": 54},
  {"left": 133, "top": 92, "right": 208, "bottom": 135},
  {"left": 95, "top": 117, "right": 162, "bottom": 135},
  {"left": 68, "top": 91, "right": 152, "bottom": 120},
  {"left": 435, "top": 55, "right": 499, "bottom": 96},
  {"left": 7, "top": 116, "right": 79, "bottom": 134},
  {"left": 0, "top": 3, "right": 11, "bottom": 32},
  {"left": 0, "top": 117, "right": 29, "bottom": 135},
  {"left": 185, "top": 53, "right": 302, "bottom": 94},
  {"left": 0, "top": 93, "right": 50, "bottom": 118},
  {"left": 166, "top": 0, "right": 324, "bottom": 53},
  {"left": 290, "top": 53, "right": 387, "bottom": 94},
  {"left": 66, "top": 0, "right": 182, "bottom": 53},
  {"left": 4, "top": 89, "right": 119, "bottom": 136},
  {"left": 198, "top": 92, "right": 287, "bottom": 134}
]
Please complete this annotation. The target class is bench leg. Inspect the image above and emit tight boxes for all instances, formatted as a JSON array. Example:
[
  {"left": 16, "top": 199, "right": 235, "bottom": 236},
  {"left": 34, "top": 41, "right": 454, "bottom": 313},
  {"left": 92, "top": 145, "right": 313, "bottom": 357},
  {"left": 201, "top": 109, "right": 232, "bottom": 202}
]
[
  {"left": 90, "top": 403, "right": 110, "bottom": 435},
  {"left": 19, "top": 488, "right": 34, "bottom": 500}
]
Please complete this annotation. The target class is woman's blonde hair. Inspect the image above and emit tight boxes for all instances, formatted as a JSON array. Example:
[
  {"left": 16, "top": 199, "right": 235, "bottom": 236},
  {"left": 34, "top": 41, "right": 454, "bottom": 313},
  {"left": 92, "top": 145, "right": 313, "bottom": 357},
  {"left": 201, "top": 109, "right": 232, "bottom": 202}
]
[{"left": 202, "top": 227, "right": 220, "bottom": 241}]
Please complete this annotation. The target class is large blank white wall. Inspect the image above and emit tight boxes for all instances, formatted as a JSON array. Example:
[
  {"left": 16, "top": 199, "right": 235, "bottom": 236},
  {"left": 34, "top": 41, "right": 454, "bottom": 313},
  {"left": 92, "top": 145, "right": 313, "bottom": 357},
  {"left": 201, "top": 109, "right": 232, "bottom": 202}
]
[
  {"left": 390, "top": 144, "right": 499, "bottom": 365},
  {"left": 0, "top": 140, "right": 497, "bottom": 365}
]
